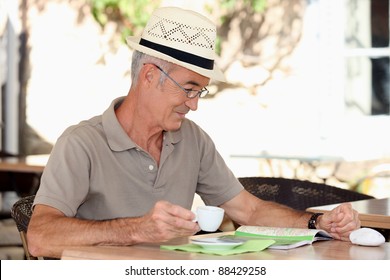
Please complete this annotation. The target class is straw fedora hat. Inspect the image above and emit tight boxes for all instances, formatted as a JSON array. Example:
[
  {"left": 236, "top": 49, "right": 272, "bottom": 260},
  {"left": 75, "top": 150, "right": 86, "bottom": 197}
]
[{"left": 126, "top": 6, "right": 225, "bottom": 82}]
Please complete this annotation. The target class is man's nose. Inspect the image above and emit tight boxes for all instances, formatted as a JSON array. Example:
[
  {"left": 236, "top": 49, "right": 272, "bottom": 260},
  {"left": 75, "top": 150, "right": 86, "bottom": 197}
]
[{"left": 185, "top": 96, "right": 199, "bottom": 111}]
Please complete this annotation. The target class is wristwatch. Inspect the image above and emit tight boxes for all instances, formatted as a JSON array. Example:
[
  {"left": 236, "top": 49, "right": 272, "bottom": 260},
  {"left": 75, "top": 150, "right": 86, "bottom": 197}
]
[{"left": 308, "top": 213, "right": 323, "bottom": 229}]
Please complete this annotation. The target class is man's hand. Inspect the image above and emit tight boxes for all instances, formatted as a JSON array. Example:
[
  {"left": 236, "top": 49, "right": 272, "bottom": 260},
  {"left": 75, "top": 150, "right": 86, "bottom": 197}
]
[
  {"left": 317, "top": 203, "right": 361, "bottom": 241},
  {"left": 135, "top": 201, "right": 200, "bottom": 243}
]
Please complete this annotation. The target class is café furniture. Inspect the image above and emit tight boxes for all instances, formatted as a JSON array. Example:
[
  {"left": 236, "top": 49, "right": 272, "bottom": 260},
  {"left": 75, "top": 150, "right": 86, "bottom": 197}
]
[{"left": 61, "top": 231, "right": 390, "bottom": 260}]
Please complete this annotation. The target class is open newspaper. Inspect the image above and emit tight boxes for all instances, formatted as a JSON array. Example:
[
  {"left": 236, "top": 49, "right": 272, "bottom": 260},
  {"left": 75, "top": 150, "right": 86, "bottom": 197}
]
[{"left": 233, "top": 226, "right": 333, "bottom": 250}]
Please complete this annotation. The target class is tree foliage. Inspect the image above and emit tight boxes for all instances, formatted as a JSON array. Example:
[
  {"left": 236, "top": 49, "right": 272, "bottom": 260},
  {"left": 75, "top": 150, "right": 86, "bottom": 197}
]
[
  {"left": 220, "top": 0, "right": 266, "bottom": 12},
  {"left": 89, "top": 0, "right": 160, "bottom": 41}
]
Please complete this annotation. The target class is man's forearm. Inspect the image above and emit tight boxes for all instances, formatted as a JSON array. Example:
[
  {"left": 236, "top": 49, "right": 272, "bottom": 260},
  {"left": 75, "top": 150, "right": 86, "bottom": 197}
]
[
  {"left": 28, "top": 212, "right": 143, "bottom": 258},
  {"left": 249, "top": 200, "right": 311, "bottom": 228}
]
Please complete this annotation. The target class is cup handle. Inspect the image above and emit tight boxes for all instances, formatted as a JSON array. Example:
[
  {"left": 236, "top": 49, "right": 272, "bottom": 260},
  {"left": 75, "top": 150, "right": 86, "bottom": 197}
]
[{"left": 192, "top": 211, "right": 198, "bottom": 222}]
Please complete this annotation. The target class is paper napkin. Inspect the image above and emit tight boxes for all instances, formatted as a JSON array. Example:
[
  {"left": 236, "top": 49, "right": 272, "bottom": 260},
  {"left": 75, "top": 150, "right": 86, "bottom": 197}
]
[{"left": 160, "top": 240, "right": 275, "bottom": 256}]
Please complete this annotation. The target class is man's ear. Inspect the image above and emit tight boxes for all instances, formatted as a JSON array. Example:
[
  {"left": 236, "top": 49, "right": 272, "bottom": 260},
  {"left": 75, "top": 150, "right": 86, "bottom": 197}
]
[
  {"left": 146, "top": 71, "right": 153, "bottom": 82},
  {"left": 142, "top": 64, "right": 155, "bottom": 84}
]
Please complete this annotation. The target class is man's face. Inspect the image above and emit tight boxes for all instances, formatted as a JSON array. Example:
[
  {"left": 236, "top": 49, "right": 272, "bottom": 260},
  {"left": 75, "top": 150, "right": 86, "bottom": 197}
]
[{"left": 147, "top": 64, "right": 210, "bottom": 131}]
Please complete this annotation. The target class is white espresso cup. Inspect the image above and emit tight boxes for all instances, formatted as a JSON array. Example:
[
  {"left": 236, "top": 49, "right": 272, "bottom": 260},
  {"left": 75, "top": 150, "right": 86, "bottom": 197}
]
[{"left": 196, "top": 206, "right": 225, "bottom": 232}]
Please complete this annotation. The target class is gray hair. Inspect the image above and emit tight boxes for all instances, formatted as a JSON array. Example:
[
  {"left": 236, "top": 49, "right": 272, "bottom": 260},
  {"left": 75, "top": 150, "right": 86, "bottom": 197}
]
[{"left": 131, "top": 50, "right": 172, "bottom": 85}]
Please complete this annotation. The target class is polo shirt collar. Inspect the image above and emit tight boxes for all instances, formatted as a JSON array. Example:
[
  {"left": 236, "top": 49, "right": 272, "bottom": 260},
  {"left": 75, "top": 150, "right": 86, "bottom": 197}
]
[
  {"left": 103, "top": 97, "right": 136, "bottom": 151},
  {"left": 165, "top": 128, "right": 182, "bottom": 145}
]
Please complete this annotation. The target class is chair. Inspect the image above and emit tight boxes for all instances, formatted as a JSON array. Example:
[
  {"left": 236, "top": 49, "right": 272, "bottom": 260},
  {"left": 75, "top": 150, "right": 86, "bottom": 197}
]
[
  {"left": 238, "top": 176, "right": 374, "bottom": 211},
  {"left": 10, "top": 195, "right": 39, "bottom": 260}
]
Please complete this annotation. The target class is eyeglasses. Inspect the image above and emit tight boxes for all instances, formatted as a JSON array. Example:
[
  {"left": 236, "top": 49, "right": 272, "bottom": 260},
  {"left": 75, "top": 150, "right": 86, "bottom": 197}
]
[{"left": 152, "top": 64, "right": 209, "bottom": 99}]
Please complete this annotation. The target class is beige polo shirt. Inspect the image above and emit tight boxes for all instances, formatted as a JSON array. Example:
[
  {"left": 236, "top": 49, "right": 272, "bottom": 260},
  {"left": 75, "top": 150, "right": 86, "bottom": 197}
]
[{"left": 34, "top": 97, "right": 243, "bottom": 220}]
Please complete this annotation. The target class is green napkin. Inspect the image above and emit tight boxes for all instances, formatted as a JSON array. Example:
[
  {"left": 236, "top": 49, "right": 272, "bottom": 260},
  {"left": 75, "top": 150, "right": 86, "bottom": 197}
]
[{"left": 160, "top": 240, "right": 275, "bottom": 256}]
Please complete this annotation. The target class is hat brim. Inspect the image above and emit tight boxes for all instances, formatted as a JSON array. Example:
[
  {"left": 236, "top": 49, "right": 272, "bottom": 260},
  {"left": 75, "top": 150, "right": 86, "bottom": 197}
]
[{"left": 126, "top": 36, "right": 226, "bottom": 82}]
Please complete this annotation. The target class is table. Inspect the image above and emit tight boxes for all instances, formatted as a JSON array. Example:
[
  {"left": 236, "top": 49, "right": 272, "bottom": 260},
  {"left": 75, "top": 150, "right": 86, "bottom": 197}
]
[
  {"left": 307, "top": 198, "right": 390, "bottom": 230},
  {"left": 0, "top": 154, "right": 48, "bottom": 173},
  {"left": 0, "top": 154, "right": 49, "bottom": 197},
  {"left": 61, "top": 232, "right": 390, "bottom": 260}
]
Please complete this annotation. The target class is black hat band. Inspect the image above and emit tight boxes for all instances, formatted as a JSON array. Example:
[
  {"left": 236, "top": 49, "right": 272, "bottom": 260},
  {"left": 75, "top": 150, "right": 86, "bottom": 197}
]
[{"left": 140, "top": 38, "right": 214, "bottom": 70}]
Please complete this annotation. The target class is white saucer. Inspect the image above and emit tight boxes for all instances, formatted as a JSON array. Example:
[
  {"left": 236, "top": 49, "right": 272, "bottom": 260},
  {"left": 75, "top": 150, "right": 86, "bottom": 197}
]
[{"left": 190, "top": 238, "right": 245, "bottom": 251}]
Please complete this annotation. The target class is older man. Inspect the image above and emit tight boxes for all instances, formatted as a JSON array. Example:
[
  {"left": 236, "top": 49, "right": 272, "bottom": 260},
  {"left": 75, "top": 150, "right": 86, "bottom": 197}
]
[{"left": 27, "top": 7, "right": 360, "bottom": 258}]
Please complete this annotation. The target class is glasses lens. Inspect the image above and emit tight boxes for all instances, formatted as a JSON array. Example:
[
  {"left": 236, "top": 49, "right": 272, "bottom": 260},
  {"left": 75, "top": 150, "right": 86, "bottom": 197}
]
[
  {"left": 199, "top": 89, "right": 209, "bottom": 98},
  {"left": 187, "top": 89, "right": 208, "bottom": 99},
  {"left": 186, "top": 91, "right": 197, "bottom": 98}
]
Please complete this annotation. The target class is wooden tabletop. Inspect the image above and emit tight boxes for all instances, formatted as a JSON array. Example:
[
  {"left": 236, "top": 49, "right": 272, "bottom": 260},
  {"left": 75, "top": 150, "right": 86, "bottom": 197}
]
[
  {"left": 61, "top": 232, "right": 390, "bottom": 260},
  {"left": 307, "top": 198, "right": 390, "bottom": 229},
  {"left": 0, "top": 154, "right": 49, "bottom": 173}
]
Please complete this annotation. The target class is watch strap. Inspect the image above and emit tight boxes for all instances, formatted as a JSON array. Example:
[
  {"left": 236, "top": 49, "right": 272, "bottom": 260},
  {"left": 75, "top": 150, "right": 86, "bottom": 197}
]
[{"left": 308, "top": 213, "right": 324, "bottom": 229}]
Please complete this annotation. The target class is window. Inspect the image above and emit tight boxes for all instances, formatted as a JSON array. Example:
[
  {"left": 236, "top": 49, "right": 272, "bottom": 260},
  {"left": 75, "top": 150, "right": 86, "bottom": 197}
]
[{"left": 344, "top": 0, "right": 390, "bottom": 115}]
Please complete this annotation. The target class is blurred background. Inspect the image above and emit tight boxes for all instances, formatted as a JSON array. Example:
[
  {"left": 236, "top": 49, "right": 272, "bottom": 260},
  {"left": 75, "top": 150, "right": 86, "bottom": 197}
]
[{"left": 1, "top": 0, "right": 390, "bottom": 258}]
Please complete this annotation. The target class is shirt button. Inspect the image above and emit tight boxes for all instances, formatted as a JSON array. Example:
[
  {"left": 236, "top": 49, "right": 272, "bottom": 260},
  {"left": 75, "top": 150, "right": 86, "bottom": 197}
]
[{"left": 148, "top": 165, "right": 154, "bottom": 171}]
